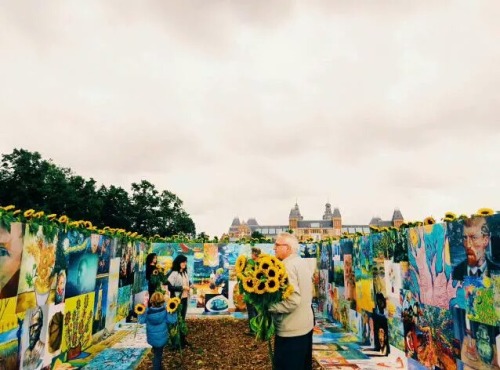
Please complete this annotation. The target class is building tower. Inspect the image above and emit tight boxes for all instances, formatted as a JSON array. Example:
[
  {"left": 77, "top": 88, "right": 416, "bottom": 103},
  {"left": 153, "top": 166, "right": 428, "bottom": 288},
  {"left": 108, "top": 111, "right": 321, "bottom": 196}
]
[
  {"left": 323, "top": 202, "right": 333, "bottom": 220},
  {"left": 392, "top": 208, "right": 404, "bottom": 228},
  {"left": 288, "top": 202, "right": 303, "bottom": 231},
  {"left": 332, "top": 207, "right": 342, "bottom": 236}
]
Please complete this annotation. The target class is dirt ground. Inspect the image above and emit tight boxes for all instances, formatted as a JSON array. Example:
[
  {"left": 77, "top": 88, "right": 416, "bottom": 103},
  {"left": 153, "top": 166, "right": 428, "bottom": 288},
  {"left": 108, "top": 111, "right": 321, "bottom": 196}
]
[{"left": 136, "top": 317, "right": 322, "bottom": 370}]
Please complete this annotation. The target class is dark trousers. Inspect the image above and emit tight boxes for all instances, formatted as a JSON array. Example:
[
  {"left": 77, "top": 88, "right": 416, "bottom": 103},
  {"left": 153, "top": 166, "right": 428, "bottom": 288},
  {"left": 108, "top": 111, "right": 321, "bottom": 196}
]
[
  {"left": 180, "top": 297, "right": 188, "bottom": 345},
  {"left": 152, "top": 346, "right": 164, "bottom": 370},
  {"left": 247, "top": 303, "right": 258, "bottom": 332},
  {"left": 274, "top": 330, "right": 313, "bottom": 370}
]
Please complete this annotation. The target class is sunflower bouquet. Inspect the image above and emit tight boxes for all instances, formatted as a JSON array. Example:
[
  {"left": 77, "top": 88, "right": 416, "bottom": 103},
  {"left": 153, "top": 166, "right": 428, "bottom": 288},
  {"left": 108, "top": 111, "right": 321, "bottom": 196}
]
[
  {"left": 149, "top": 263, "right": 170, "bottom": 294},
  {"left": 235, "top": 253, "right": 294, "bottom": 341},
  {"left": 165, "top": 297, "right": 186, "bottom": 349}
]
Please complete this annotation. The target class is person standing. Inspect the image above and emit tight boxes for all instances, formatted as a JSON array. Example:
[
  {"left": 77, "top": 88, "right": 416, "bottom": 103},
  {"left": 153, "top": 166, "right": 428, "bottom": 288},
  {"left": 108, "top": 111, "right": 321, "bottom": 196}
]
[
  {"left": 246, "top": 247, "right": 261, "bottom": 335},
  {"left": 167, "top": 254, "right": 192, "bottom": 347},
  {"left": 145, "top": 253, "right": 158, "bottom": 307},
  {"left": 269, "top": 232, "right": 314, "bottom": 370},
  {"left": 138, "top": 292, "right": 169, "bottom": 370}
]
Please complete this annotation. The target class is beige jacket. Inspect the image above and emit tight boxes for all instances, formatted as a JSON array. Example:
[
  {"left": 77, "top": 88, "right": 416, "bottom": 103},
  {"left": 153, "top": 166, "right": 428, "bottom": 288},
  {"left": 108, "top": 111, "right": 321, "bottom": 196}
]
[{"left": 269, "top": 254, "right": 314, "bottom": 337}]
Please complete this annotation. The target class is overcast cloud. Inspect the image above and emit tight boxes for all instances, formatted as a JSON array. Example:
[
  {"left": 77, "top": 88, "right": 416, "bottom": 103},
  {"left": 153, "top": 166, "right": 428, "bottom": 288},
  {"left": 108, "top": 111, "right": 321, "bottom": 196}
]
[{"left": 1, "top": 1, "right": 499, "bottom": 237}]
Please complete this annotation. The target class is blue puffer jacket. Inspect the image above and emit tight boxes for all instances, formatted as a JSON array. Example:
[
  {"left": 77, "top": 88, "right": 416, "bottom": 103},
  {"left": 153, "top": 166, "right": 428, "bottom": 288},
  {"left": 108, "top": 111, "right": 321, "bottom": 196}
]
[{"left": 138, "top": 304, "right": 169, "bottom": 348}]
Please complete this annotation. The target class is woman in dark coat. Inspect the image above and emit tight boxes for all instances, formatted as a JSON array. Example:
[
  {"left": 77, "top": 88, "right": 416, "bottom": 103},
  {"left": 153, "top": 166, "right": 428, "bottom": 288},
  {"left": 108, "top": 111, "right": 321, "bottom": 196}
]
[{"left": 145, "top": 253, "right": 158, "bottom": 307}]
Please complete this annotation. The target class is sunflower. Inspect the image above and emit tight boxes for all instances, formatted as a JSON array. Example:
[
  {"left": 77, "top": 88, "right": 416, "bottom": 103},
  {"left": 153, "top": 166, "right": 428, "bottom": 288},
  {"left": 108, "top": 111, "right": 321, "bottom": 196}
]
[
  {"left": 235, "top": 255, "right": 247, "bottom": 274},
  {"left": 423, "top": 217, "right": 436, "bottom": 225},
  {"left": 134, "top": 303, "right": 146, "bottom": 315},
  {"left": 34, "top": 211, "right": 44, "bottom": 218},
  {"left": 280, "top": 274, "right": 289, "bottom": 286},
  {"left": 242, "top": 277, "right": 256, "bottom": 293},
  {"left": 254, "top": 280, "right": 267, "bottom": 295},
  {"left": 24, "top": 209, "right": 35, "bottom": 218},
  {"left": 254, "top": 269, "right": 266, "bottom": 281},
  {"left": 166, "top": 298, "right": 180, "bottom": 313},
  {"left": 265, "top": 278, "right": 280, "bottom": 293},
  {"left": 476, "top": 208, "right": 495, "bottom": 217},
  {"left": 258, "top": 257, "right": 273, "bottom": 271},
  {"left": 2, "top": 205, "right": 15, "bottom": 211},
  {"left": 266, "top": 266, "right": 278, "bottom": 279},
  {"left": 84, "top": 221, "right": 93, "bottom": 228},
  {"left": 13, "top": 210, "right": 21, "bottom": 215},
  {"left": 282, "top": 284, "right": 294, "bottom": 300}
]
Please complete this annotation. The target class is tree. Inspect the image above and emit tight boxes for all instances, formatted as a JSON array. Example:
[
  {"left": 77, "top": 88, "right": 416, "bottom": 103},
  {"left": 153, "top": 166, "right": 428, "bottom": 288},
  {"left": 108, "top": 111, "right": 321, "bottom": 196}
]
[
  {"left": 250, "top": 231, "right": 265, "bottom": 240},
  {"left": 0, "top": 148, "right": 196, "bottom": 237}
]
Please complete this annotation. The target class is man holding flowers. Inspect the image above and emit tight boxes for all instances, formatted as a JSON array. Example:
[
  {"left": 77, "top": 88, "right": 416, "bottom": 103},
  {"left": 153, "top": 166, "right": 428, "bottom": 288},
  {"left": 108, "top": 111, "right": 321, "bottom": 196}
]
[{"left": 268, "top": 232, "right": 314, "bottom": 370}]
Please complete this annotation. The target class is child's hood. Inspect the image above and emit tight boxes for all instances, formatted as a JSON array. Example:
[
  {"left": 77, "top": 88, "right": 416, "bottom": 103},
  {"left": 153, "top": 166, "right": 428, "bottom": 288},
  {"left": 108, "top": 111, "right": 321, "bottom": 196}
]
[{"left": 147, "top": 304, "right": 166, "bottom": 324}]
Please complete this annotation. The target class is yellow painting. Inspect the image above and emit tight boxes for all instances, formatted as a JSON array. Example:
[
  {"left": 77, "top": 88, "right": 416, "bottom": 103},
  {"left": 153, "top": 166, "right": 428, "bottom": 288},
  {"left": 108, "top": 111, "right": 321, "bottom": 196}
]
[
  {"left": 0, "top": 297, "right": 19, "bottom": 334},
  {"left": 62, "top": 292, "right": 95, "bottom": 359},
  {"left": 203, "top": 243, "right": 218, "bottom": 267}
]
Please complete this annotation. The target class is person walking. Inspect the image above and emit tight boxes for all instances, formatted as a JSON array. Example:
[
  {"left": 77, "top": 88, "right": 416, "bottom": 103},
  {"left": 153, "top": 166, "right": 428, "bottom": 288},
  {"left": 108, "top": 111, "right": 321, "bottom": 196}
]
[{"left": 138, "top": 292, "right": 169, "bottom": 370}]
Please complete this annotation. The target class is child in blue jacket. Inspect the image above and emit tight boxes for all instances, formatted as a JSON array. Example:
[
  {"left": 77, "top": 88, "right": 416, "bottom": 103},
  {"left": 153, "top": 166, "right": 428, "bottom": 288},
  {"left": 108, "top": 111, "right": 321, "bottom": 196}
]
[{"left": 138, "top": 292, "right": 170, "bottom": 370}]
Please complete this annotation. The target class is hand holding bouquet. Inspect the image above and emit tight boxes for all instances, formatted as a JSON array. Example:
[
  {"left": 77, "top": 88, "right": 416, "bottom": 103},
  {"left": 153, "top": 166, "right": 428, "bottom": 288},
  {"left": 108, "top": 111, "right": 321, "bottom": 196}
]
[{"left": 236, "top": 254, "right": 294, "bottom": 341}]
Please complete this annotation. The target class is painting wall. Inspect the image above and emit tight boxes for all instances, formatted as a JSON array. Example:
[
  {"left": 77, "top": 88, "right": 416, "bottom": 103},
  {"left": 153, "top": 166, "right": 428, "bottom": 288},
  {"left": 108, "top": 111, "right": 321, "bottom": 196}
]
[
  {"left": 319, "top": 214, "right": 500, "bottom": 370},
  {"left": 1, "top": 213, "right": 499, "bottom": 369}
]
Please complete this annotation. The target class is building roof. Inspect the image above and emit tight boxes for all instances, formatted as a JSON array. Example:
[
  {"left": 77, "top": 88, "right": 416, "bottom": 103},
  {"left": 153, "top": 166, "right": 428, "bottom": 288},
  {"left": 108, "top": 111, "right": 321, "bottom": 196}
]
[
  {"left": 230, "top": 217, "right": 241, "bottom": 226},
  {"left": 392, "top": 208, "right": 404, "bottom": 221},
  {"left": 333, "top": 207, "right": 341, "bottom": 217},
  {"left": 289, "top": 203, "right": 303, "bottom": 220},
  {"left": 247, "top": 218, "right": 259, "bottom": 226}
]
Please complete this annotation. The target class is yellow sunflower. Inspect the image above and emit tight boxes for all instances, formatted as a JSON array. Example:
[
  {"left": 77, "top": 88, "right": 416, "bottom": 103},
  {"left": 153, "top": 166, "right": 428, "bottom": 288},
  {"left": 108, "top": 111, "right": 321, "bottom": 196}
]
[
  {"left": 235, "top": 255, "right": 247, "bottom": 274},
  {"left": 24, "top": 209, "right": 35, "bottom": 218},
  {"left": 47, "top": 214, "right": 57, "bottom": 220},
  {"left": 443, "top": 211, "right": 456, "bottom": 222},
  {"left": 476, "top": 208, "right": 495, "bottom": 217},
  {"left": 282, "top": 284, "right": 294, "bottom": 300},
  {"left": 134, "top": 303, "right": 146, "bottom": 315},
  {"left": 266, "top": 266, "right": 278, "bottom": 279},
  {"left": 166, "top": 298, "right": 180, "bottom": 313},
  {"left": 2, "top": 205, "right": 15, "bottom": 211},
  {"left": 254, "top": 281, "right": 267, "bottom": 295},
  {"left": 242, "top": 277, "right": 256, "bottom": 293},
  {"left": 254, "top": 269, "right": 266, "bottom": 281},
  {"left": 265, "top": 278, "right": 280, "bottom": 293},
  {"left": 258, "top": 257, "right": 273, "bottom": 271},
  {"left": 423, "top": 217, "right": 435, "bottom": 225}
]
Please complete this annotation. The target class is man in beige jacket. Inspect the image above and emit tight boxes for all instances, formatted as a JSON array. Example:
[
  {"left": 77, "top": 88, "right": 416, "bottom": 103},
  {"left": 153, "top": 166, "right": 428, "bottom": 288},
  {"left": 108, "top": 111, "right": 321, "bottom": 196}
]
[{"left": 269, "top": 232, "right": 314, "bottom": 370}]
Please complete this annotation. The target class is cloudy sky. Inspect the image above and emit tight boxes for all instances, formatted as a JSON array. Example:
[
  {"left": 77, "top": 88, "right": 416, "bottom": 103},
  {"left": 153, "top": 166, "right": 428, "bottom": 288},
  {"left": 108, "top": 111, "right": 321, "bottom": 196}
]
[{"left": 1, "top": 1, "right": 499, "bottom": 237}]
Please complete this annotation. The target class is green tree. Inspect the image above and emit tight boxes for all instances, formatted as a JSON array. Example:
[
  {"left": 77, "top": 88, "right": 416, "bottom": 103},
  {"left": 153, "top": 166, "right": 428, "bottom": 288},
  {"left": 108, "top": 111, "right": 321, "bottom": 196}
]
[
  {"left": 0, "top": 148, "right": 196, "bottom": 237},
  {"left": 251, "top": 231, "right": 265, "bottom": 241}
]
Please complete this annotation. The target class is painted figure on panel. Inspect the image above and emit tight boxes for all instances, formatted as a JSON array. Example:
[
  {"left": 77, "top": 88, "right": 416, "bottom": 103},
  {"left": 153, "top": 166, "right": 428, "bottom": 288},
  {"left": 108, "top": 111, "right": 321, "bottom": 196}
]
[
  {"left": 0, "top": 223, "right": 23, "bottom": 299},
  {"left": 453, "top": 217, "right": 500, "bottom": 280},
  {"left": 23, "top": 306, "right": 45, "bottom": 370}
]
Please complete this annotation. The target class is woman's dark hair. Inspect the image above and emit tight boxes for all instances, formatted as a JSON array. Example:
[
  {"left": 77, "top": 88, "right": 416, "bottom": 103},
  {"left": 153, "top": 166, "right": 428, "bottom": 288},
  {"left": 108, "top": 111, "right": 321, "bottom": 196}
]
[
  {"left": 171, "top": 254, "right": 188, "bottom": 273},
  {"left": 145, "top": 253, "right": 157, "bottom": 280}
]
